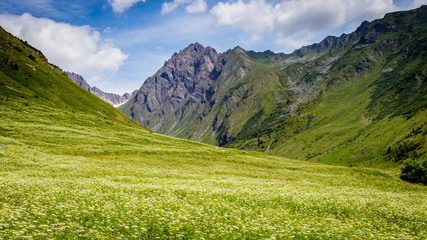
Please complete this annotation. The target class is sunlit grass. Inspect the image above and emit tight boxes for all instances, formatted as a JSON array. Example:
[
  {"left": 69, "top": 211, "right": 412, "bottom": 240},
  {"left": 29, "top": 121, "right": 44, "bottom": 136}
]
[{"left": 0, "top": 102, "right": 426, "bottom": 239}]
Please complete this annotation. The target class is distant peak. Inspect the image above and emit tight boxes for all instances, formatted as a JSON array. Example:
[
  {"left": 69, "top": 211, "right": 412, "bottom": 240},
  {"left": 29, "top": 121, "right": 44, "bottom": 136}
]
[
  {"left": 231, "top": 46, "right": 247, "bottom": 55},
  {"left": 182, "top": 42, "right": 205, "bottom": 52},
  {"left": 356, "top": 20, "right": 370, "bottom": 33},
  {"left": 170, "top": 42, "right": 218, "bottom": 60},
  {"left": 191, "top": 42, "right": 204, "bottom": 48}
]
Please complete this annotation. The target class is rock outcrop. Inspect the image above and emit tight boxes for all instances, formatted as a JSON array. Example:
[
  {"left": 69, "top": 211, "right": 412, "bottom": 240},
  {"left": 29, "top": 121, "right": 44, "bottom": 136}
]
[{"left": 121, "top": 43, "right": 221, "bottom": 132}]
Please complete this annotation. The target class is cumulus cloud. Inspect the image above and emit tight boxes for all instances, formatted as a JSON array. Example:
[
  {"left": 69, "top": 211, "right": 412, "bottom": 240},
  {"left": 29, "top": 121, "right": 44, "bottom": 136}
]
[
  {"left": 0, "top": 13, "right": 127, "bottom": 82},
  {"left": 211, "top": 0, "right": 406, "bottom": 48},
  {"left": 108, "top": 0, "right": 146, "bottom": 13},
  {"left": 411, "top": 0, "right": 427, "bottom": 8},
  {"left": 210, "top": 0, "right": 274, "bottom": 33},
  {"left": 186, "top": 0, "right": 207, "bottom": 13},
  {"left": 162, "top": 0, "right": 207, "bottom": 14}
]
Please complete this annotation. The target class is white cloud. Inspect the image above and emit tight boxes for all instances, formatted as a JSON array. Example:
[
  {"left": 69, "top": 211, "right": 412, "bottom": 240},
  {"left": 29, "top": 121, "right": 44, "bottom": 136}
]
[
  {"left": 210, "top": 0, "right": 407, "bottom": 48},
  {"left": 162, "top": 0, "right": 207, "bottom": 14},
  {"left": 186, "top": 0, "right": 207, "bottom": 13},
  {"left": 0, "top": 13, "right": 127, "bottom": 82},
  {"left": 211, "top": 0, "right": 273, "bottom": 33},
  {"left": 162, "top": 0, "right": 190, "bottom": 14},
  {"left": 108, "top": 0, "right": 146, "bottom": 13},
  {"left": 411, "top": 0, "right": 427, "bottom": 8}
]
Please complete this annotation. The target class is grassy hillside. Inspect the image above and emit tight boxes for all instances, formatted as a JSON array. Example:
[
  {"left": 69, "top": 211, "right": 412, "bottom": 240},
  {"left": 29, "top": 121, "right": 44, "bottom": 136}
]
[
  {"left": 1, "top": 26, "right": 426, "bottom": 239},
  {"left": 221, "top": 7, "right": 427, "bottom": 167},
  {"left": 0, "top": 27, "right": 140, "bottom": 129}
]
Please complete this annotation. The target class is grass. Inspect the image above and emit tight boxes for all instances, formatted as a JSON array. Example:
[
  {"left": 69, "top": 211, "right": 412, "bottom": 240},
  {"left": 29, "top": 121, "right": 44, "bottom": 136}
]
[{"left": 1, "top": 97, "right": 427, "bottom": 239}]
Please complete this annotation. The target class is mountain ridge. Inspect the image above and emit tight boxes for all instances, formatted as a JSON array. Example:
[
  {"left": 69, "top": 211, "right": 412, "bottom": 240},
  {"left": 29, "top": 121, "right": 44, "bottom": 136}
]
[
  {"left": 120, "top": 6, "right": 427, "bottom": 167},
  {"left": 66, "top": 72, "right": 137, "bottom": 107}
]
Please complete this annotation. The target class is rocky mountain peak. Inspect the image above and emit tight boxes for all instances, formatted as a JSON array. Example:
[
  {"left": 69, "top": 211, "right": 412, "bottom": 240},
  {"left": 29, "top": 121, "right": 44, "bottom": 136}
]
[
  {"left": 356, "top": 20, "right": 370, "bottom": 33},
  {"left": 232, "top": 46, "right": 246, "bottom": 54},
  {"left": 120, "top": 42, "right": 224, "bottom": 132},
  {"left": 181, "top": 42, "right": 205, "bottom": 54},
  {"left": 163, "top": 43, "right": 217, "bottom": 73}
]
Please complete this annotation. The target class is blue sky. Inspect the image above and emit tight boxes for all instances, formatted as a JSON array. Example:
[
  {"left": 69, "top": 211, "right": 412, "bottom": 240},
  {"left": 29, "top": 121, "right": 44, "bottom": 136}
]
[{"left": 0, "top": 0, "right": 425, "bottom": 94}]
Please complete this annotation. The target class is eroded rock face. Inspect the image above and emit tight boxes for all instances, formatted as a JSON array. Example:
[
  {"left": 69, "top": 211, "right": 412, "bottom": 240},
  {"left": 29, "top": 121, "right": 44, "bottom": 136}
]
[{"left": 125, "top": 43, "right": 221, "bottom": 132}]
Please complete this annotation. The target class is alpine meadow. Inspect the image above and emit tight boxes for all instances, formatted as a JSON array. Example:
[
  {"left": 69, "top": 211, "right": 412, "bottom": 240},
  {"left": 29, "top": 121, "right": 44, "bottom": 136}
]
[{"left": 0, "top": 3, "right": 427, "bottom": 240}]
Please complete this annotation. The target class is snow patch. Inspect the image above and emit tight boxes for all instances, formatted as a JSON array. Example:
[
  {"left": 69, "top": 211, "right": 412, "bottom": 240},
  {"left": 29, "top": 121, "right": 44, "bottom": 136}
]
[{"left": 113, "top": 99, "right": 129, "bottom": 108}]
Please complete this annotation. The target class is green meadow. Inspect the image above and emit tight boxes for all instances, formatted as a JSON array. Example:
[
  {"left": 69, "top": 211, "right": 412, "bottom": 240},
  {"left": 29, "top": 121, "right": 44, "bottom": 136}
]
[{"left": 1, "top": 101, "right": 426, "bottom": 239}]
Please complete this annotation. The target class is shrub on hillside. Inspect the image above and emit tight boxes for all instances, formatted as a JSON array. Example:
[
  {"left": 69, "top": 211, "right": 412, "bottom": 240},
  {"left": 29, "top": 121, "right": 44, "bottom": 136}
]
[{"left": 400, "top": 159, "right": 427, "bottom": 185}]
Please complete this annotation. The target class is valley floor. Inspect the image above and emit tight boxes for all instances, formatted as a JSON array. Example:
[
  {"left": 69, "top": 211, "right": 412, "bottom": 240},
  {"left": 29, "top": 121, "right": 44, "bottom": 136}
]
[{"left": 0, "top": 103, "right": 426, "bottom": 239}]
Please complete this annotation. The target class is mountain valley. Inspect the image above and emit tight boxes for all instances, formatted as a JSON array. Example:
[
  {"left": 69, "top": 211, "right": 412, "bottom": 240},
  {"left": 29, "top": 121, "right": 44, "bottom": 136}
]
[
  {"left": 0, "top": 6, "right": 426, "bottom": 239},
  {"left": 120, "top": 6, "right": 427, "bottom": 168}
]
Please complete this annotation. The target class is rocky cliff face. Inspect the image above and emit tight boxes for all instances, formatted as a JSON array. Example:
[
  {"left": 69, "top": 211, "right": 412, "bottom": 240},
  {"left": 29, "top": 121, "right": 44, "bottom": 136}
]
[
  {"left": 66, "top": 72, "right": 137, "bottom": 107},
  {"left": 121, "top": 43, "right": 220, "bottom": 133},
  {"left": 120, "top": 43, "right": 259, "bottom": 140}
]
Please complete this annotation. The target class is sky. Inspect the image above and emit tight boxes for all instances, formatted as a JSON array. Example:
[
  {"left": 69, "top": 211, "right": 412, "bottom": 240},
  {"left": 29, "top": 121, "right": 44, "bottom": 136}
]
[{"left": 0, "top": 0, "right": 426, "bottom": 94}]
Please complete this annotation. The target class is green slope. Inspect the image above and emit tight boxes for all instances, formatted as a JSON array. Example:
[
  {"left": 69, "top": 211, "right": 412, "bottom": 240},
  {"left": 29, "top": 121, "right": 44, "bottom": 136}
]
[
  {"left": 0, "top": 27, "right": 140, "bottom": 129},
  {"left": 1, "top": 25, "right": 426, "bottom": 239},
  {"left": 219, "top": 7, "right": 427, "bottom": 167}
]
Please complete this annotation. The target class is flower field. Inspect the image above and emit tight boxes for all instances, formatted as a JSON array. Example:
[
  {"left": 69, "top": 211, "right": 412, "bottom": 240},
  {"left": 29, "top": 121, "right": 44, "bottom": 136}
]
[{"left": 0, "top": 103, "right": 426, "bottom": 239}]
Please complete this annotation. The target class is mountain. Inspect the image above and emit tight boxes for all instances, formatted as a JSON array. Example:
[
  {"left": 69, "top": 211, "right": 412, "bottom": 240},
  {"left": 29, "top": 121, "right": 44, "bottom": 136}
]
[
  {"left": 120, "top": 6, "right": 427, "bottom": 167},
  {"left": 66, "top": 72, "right": 137, "bottom": 107},
  {"left": 1, "top": 19, "right": 426, "bottom": 239},
  {"left": 120, "top": 43, "right": 220, "bottom": 133}
]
